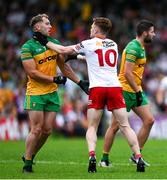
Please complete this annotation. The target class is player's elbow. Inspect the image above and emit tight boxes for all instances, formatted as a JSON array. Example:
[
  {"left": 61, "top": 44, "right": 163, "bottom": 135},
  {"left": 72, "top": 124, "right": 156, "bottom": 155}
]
[
  {"left": 27, "top": 70, "right": 38, "bottom": 79},
  {"left": 124, "top": 71, "right": 131, "bottom": 79}
]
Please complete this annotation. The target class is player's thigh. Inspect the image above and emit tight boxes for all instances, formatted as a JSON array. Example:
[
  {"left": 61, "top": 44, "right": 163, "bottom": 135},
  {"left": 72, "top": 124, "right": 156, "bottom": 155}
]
[
  {"left": 87, "top": 108, "right": 103, "bottom": 129},
  {"left": 28, "top": 110, "right": 44, "bottom": 129},
  {"left": 132, "top": 104, "right": 154, "bottom": 123},
  {"left": 112, "top": 108, "right": 129, "bottom": 127},
  {"left": 44, "top": 111, "right": 56, "bottom": 130}
]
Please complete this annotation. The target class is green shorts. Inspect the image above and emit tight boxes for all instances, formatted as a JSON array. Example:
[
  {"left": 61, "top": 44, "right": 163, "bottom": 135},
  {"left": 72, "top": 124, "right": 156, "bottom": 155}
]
[
  {"left": 123, "top": 91, "right": 148, "bottom": 112},
  {"left": 24, "top": 91, "right": 60, "bottom": 112}
]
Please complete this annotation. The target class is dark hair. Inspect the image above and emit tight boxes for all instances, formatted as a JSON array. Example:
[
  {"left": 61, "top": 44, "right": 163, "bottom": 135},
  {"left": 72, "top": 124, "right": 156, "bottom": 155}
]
[
  {"left": 29, "top": 14, "right": 48, "bottom": 28},
  {"left": 93, "top": 17, "right": 112, "bottom": 35},
  {"left": 136, "top": 20, "right": 154, "bottom": 36}
]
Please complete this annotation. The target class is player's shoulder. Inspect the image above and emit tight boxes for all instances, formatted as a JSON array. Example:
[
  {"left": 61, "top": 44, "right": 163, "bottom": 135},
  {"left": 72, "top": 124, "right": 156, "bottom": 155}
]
[
  {"left": 125, "top": 39, "right": 140, "bottom": 55},
  {"left": 81, "top": 38, "right": 92, "bottom": 45},
  {"left": 21, "top": 39, "right": 34, "bottom": 49},
  {"left": 105, "top": 38, "right": 118, "bottom": 46},
  {"left": 126, "top": 39, "right": 140, "bottom": 49},
  {"left": 76, "top": 39, "right": 94, "bottom": 49},
  {"left": 47, "top": 36, "right": 61, "bottom": 45},
  {"left": 82, "top": 38, "right": 117, "bottom": 46}
]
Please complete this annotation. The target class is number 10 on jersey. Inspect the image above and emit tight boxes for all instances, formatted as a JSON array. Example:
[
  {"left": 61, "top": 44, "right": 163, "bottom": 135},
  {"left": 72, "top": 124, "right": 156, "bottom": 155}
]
[{"left": 95, "top": 49, "right": 117, "bottom": 67}]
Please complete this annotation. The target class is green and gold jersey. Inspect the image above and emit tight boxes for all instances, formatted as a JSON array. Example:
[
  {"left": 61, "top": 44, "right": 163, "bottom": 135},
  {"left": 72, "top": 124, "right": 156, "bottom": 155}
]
[
  {"left": 119, "top": 39, "right": 146, "bottom": 92},
  {"left": 21, "top": 37, "right": 61, "bottom": 95}
]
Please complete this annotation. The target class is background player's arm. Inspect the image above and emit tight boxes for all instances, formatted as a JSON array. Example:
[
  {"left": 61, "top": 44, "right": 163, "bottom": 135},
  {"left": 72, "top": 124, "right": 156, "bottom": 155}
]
[
  {"left": 156, "top": 88, "right": 165, "bottom": 105},
  {"left": 57, "top": 54, "right": 80, "bottom": 83},
  {"left": 22, "top": 59, "right": 53, "bottom": 83},
  {"left": 124, "top": 61, "right": 140, "bottom": 92}
]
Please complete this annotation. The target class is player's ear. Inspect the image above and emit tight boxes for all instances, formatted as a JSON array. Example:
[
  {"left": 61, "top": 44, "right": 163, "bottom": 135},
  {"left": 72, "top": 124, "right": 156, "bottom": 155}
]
[
  {"left": 143, "top": 31, "right": 148, "bottom": 37},
  {"left": 34, "top": 23, "right": 40, "bottom": 31},
  {"left": 95, "top": 25, "right": 101, "bottom": 34}
]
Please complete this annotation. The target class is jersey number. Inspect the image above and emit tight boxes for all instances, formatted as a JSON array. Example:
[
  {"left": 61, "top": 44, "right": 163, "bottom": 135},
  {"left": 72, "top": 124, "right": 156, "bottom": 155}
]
[{"left": 95, "top": 49, "right": 117, "bottom": 67}]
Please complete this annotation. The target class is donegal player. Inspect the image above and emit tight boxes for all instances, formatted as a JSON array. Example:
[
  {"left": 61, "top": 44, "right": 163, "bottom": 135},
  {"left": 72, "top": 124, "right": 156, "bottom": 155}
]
[{"left": 21, "top": 13, "right": 89, "bottom": 173}]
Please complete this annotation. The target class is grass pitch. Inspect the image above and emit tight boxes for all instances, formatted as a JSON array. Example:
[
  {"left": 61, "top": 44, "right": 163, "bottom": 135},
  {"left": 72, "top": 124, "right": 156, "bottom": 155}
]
[{"left": 0, "top": 136, "right": 167, "bottom": 179}]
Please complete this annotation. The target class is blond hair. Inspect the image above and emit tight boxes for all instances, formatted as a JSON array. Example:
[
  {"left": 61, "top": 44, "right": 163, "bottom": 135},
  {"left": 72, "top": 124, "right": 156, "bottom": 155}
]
[
  {"left": 93, "top": 17, "right": 112, "bottom": 35},
  {"left": 29, "top": 14, "right": 49, "bottom": 29}
]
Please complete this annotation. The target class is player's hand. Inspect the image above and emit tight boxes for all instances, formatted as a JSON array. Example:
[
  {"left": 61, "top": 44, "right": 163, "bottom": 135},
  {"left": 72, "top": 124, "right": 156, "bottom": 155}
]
[
  {"left": 65, "top": 55, "right": 78, "bottom": 62},
  {"left": 33, "top": 32, "right": 48, "bottom": 46},
  {"left": 53, "top": 76, "right": 67, "bottom": 85},
  {"left": 136, "top": 91, "right": 143, "bottom": 106},
  {"left": 77, "top": 80, "right": 89, "bottom": 95}
]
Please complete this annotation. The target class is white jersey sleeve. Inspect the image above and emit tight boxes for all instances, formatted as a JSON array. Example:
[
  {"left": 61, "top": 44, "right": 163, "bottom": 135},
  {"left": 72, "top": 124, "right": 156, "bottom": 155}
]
[{"left": 73, "top": 37, "right": 121, "bottom": 88}]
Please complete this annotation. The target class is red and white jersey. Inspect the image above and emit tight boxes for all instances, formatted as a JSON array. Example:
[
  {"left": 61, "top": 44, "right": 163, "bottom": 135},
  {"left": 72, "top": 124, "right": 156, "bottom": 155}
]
[{"left": 74, "top": 37, "right": 121, "bottom": 88}]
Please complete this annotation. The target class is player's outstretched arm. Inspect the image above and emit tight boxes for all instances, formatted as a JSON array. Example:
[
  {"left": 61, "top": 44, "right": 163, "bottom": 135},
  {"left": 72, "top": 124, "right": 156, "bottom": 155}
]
[{"left": 33, "top": 32, "right": 75, "bottom": 54}]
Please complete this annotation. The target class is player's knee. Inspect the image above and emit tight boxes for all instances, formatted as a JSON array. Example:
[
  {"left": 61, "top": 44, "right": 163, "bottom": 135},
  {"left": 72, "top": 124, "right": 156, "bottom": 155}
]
[
  {"left": 31, "top": 127, "right": 42, "bottom": 136},
  {"left": 42, "top": 128, "right": 52, "bottom": 136},
  {"left": 145, "top": 117, "right": 154, "bottom": 127},
  {"left": 118, "top": 124, "right": 129, "bottom": 133},
  {"left": 110, "top": 125, "right": 119, "bottom": 134}
]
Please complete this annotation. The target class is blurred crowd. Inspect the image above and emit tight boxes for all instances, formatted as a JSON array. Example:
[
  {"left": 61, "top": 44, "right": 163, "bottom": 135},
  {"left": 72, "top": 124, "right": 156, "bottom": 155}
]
[{"left": 1, "top": 0, "right": 167, "bottom": 140}]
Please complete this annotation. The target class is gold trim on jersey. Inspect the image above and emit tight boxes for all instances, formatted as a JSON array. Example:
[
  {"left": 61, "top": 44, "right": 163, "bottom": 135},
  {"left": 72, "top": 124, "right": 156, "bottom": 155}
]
[
  {"left": 21, "top": 52, "right": 32, "bottom": 59},
  {"left": 126, "top": 54, "right": 136, "bottom": 61}
]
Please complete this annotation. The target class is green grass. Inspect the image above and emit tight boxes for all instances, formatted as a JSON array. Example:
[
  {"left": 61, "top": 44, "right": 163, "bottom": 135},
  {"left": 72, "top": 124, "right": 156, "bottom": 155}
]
[{"left": 0, "top": 136, "right": 167, "bottom": 179}]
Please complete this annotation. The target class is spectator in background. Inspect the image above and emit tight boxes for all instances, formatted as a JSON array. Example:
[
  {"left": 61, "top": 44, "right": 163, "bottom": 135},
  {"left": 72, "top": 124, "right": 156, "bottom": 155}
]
[
  {"left": 156, "top": 73, "right": 167, "bottom": 112},
  {"left": 0, "top": 0, "right": 167, "bottom": 142}
]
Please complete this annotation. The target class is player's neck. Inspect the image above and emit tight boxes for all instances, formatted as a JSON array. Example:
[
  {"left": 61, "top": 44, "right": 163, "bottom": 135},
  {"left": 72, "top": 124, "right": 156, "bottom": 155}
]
[
  {"left": 136, "top": 37, "right": 145, "bottom": 47},
  {"left": 94, "top": 34, "right": 106, "bottom": 39}
]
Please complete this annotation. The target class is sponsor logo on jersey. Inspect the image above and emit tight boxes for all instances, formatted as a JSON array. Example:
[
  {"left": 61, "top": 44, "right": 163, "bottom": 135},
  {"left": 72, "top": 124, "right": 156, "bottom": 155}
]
[
  {"left": 96, "top": 41, "right": 102, "bottom": 46},
  {"left": 102, "top": 41, "right": 115, "bottom": 47},
  {"left": 38, "top": 54, "right": 57, "bottom": 64}
]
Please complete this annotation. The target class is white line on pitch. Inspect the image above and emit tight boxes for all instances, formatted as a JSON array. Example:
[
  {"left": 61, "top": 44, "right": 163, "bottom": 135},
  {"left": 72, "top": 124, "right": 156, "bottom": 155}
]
[{"left": 0, "top": 160, "right": 166, "bottom": 167}]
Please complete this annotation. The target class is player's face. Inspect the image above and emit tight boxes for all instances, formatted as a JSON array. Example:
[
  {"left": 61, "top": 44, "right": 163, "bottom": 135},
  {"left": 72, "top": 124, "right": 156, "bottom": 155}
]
[
  {"left": 39, "top": 17, "right": 52, "bottom": 36},
  {"left": 144, "top": 26, "right": 155, "bottom": 43}
]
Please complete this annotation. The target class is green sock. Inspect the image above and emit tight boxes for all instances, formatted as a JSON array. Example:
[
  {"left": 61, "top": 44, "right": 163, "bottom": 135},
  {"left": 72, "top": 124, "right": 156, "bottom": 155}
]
[
  {"left": 101, "top": 153, "right": 109, "bottom": 161},
  {"left": 25, "top": 159, "right": 32, "bottom": 167}
]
